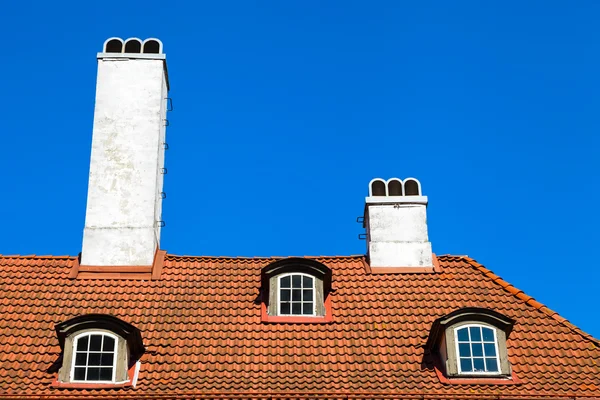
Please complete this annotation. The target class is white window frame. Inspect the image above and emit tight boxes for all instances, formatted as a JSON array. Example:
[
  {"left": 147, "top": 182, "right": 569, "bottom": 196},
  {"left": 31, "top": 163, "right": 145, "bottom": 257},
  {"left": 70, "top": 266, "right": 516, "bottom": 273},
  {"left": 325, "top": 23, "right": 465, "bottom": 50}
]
[
  {"left": 277, "top": 272, "right": 317, "bottom": 317},
  {"left": 454, "top": 323, "right": 501, "bottom": 375},
  {"left": 70, "top": 331, "right": 118, "bottom": 383}
]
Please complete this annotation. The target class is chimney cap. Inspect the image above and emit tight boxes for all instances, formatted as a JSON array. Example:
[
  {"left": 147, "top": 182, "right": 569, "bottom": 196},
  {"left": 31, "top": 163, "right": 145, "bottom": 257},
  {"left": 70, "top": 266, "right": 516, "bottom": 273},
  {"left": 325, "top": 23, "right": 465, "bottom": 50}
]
[
  {"left": 102, "top": 37, "right": 164, "bottom": 55},
  {"left": 366, "top": 177, "right": 427, "bottom": 205}
]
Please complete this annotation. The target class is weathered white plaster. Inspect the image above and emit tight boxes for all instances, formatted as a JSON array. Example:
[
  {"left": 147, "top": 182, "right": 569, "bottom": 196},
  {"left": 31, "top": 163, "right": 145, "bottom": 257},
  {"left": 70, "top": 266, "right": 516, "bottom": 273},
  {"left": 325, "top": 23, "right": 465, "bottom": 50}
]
[
  {"left": 81, "top": 52, "right": 168, "bottom": 266},
  {"left": 364, "top": 180, "right": 433, "bottom": 268}
]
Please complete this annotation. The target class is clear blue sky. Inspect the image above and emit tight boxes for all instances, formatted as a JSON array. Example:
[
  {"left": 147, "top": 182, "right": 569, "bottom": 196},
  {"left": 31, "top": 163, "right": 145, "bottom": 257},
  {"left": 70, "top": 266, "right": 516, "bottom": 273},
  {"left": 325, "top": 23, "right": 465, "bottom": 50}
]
[{"left": 1, "top": 2, "right": 599, "bottom": 338}]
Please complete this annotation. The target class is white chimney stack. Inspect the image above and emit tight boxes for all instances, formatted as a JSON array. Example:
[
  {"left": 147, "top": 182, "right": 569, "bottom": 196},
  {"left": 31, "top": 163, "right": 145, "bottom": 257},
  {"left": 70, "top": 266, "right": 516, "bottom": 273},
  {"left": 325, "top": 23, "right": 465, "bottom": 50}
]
[
  {"left": 81, "top": 37, "right": 169, "bottom": 267},
  {"left": 363, "top": 178, "right": 433, "bottom": 268}
]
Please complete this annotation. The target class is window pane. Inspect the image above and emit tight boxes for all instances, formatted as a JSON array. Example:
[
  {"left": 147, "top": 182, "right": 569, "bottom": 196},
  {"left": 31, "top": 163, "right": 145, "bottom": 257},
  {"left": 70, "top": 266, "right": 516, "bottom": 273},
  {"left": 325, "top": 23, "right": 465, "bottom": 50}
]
[
  {"left": 99, "top": 367, "right": 113, "bottom": 381},
  {"left": 484, "top": 343, "right": 497, "bottom": 357},
  {"left": 74, "top": 352, "right": 87, "bottom": 366},
  {"left": 458, "top": 343, "right": 471, "bottom": 357},
  {"left": 482, "top": 327, "right": 495, "bottom": 342},
  {"left": 292, "top": 289, "right": 301, "bottom": 301},
  {"left": 471, "top": 343, "right": 483, "bottom": 357},
  {"left": 303, "top": 302, "right": 313, "bottom": 315},
  {"left": 460, "top": 358, "right": 472, "bottom": 372},
  {"left": 87, "top": 367, "right": 101, "bottom": 381},
  {"left": 103, "top": 337, "right": 115, "bottom": 352},
  {"left": 74, "top": 367, "right": 86, "bottom": 381},
  {"left": 292, "top": 303, "right": 302, "bottom": 314},
  {"left": 101, "top": 353, "right": 114, "bottom": 366},
  {"left": 456, "top": 328, "right": 469, "bottom": 341},
  {"left": 280, "top": 276, "right": 291, "bottom": 288},
  {"left": 280, "top": 302, "right": 290, "bottom": 314},
  {"left": 76, "top": 336, "right": 89, "bottom": 351},
  {"left": 302, "top": 289, "right": 313, "bottom": 301},
  {"left": 473, "top": 357, "right": 485, "bottom": 372},
  {"left": 302, "top": 275, "right": 312, "bottom": 288},
  {"left": 292, "top": 275, "right": 301, "bottom": 288},
  {"left": 88, "top": 353, "right": 101, "bottom": 366},
  {"left": 486, "top": 358, "right": 499, "bottom": 372},
  {"left": 280, "top": 289, "right": 290, "bottom": 301},
  {"left": 469, "top": 326, "right": 482, "bottom": 341},
  {"left": 89, "top": 335, "right": 102, "bottom": 351}
]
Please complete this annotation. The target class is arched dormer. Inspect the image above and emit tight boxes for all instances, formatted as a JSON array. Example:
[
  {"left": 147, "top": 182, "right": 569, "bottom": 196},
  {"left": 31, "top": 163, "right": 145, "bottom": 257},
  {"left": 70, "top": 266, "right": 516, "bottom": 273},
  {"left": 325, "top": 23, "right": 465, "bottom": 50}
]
[
  {"left": 124, "top": 38, "right": 142, "bottom": 53},
  {"left": 404, "top": 177, "right": 421, "bottom": 196},
  {"left": 104, "top": 37, "right": 123, "bottom": 53},
  {"left": 142, "top": 38, "right": 162, "bottom": 54},
  {"left": 54, "top": 314, "right": 144, "bottom": 386},
  {"left": 425, "top": 308, "right": 515, "bottom": 379},
  {"left": 369, "top": 178, "right": 387, "bottom": 196},
  {"left": 261, "top": 258, "right": 333, "bottom": 323},
  {"left": 387, "top": 178, "right": 403, "bottom": 196}
]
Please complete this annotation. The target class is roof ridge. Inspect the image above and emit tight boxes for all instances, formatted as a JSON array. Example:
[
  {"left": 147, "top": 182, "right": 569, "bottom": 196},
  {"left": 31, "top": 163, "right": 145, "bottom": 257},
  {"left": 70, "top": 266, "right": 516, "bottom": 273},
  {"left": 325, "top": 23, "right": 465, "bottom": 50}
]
[
  {"left": 462, "top": 256, "right": 600, "bottom": 346},
  {"left": 165, "top": 254, "right": 367, "bottom": 260},
  {"left": 0, "top": 254, "right": 76, "bottom": 260}
]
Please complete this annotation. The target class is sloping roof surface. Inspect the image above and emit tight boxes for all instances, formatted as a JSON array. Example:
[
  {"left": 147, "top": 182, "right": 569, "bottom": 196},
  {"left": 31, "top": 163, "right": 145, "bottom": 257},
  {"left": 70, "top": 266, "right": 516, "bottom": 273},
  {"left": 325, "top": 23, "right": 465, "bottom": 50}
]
[{"left": 0, "top": 254, "right": 598, "bottom": 399}]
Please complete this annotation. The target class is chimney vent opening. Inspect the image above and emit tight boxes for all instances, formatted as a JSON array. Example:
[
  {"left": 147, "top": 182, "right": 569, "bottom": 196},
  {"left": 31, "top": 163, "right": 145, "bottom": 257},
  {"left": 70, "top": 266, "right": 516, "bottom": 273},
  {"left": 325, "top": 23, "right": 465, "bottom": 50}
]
[
  {"left": 104, "top": 38, "right": 123, "bottom": 53},
  {"left": 143, "top": 39, "right": 161, "bottom": 54},
  {"left": 369, "top": 179, "right": 387, "bottom": 196},
  {"left": 387, "top": 179, "right": 403, "bottom": 196},
  {"left": 404, "top": 178, "right": 421, "bottom": 196},
  {"left": 124, "top": 38, "right": 142, "bottom": 53}
]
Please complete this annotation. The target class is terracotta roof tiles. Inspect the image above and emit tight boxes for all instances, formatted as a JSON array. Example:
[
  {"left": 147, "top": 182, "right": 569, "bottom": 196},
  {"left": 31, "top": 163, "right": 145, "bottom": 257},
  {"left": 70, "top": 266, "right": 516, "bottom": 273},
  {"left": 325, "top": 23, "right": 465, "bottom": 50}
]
[{"left": 0, "top": 254, "right": 598, "bottom": 398}]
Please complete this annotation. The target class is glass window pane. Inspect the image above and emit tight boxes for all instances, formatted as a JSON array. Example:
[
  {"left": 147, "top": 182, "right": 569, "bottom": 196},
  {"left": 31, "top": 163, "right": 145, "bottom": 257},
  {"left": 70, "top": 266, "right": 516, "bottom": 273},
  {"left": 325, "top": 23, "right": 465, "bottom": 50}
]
[
  {"left": 292, "top": 275, "right": 301, "bottom": 288},
  {"left": 87, "top": 367, "right": 101, "bottom": 381},
  {"left": 471, "top": 343, "right": 483, "bottom": 357},
  {"left": 76, "top": 336, "right": 89, "bottom": 351},
  {"left": 89, "top": 335, "right": 102, "bottom": 351},
  {"left": 280, "top": 289, "right": 290, "bottom": 301},
  {"left": 469, "top": 326, "right": 482, "bottom": 341},
  {"left": 99, "top": 367, "right": 113, "bottom": 381},
  {"left": 101, "top": 353, "right": 114, "bottom": 366},
  {"left": 484, "top": 343, "right": 497, "bottom": 357},
  {"left": 303, "top": 302, "right": 313, "bottom": 315},
  {"left": 486, "top": 358, "right": 499, "bottom": 372},
  {"left": 302, "top": 275, "right": 312, "bottom": 288},
  {"left": 103, "top": 337, "right": 115, "bottom": 352},
  {"left": 280, "top": 276, "right": 291, "bottom": 288},
  {"left": 302, "top": 289, "right": 313, "bottom": 301},
  {"left": 482, "top": 327, "right": 495, "bottom": 342},
  {"left": 460, "top": 358, "right": 472, "bottom": 372},
  {"left": 75, "top": 352, "right": 87, "bottom": 366},
  {"left": 88, "top": 353, "right": 101, "bottom": 366},
  {"left": 280, "top": 302, "right": 290, "bottom": 315},
  {"left": 456, "top": 328, "right": 469, "bottom": 341},
  {"left": 74, "top": 367, "right": 86, "bottom": 381},
  {"left": 292, "top": 303, "right": 302, "bottom": 315},
  {"left": 292, "top": 289, "right": 301, "bottom": 301},
  {"left": 458, "top": 343, "right": 471, "bottom": 357},
  {"left": 473, "top": 357, "right": 485, "bottom": 372}
]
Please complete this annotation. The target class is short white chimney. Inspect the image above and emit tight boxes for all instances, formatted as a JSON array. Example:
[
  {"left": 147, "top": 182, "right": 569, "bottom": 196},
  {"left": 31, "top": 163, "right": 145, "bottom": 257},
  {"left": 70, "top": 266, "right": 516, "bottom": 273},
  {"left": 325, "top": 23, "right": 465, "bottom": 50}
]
[
  {"left": 363, "top": 178, "right": 433, "bottom": 268},
  {"left": 81, "top": 37, "right": 170, "bottom": 266}
]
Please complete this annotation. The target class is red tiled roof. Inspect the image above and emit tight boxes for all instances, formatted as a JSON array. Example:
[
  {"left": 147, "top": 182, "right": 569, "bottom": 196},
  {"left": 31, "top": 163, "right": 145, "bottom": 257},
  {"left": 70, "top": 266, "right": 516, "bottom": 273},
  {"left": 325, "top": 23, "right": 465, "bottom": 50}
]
[{"left": 0, "top": 253, "right": 598, "bottom": 398}]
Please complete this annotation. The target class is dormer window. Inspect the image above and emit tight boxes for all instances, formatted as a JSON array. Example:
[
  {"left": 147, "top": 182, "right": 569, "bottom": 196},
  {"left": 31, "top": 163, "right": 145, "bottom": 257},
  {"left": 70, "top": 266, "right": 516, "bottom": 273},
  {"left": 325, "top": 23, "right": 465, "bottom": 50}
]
[
  {"left": 278, "top": 273, "right": 315, "bottom": 316},
  {"left": 425, "top": 308, "right": 516, "bottom": 383},
  {"left": 454, "top": 324, "right": 500, "bottom": 374},
  {"left": 72, "top": 332, "right": 117, "bottom": 382},
  {"left": 261, "top": 258, "right": 333, "bottom": 323},
  {"left": 53, "top": 314, "right": 144, "bottom": 388}
]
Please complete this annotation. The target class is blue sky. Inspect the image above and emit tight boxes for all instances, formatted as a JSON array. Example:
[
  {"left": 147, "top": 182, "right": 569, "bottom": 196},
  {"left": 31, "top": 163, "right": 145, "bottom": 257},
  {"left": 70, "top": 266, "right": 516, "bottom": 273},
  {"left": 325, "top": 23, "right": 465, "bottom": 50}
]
[{"left": 1, "top": 2, "right": 599, "bottom": 338}]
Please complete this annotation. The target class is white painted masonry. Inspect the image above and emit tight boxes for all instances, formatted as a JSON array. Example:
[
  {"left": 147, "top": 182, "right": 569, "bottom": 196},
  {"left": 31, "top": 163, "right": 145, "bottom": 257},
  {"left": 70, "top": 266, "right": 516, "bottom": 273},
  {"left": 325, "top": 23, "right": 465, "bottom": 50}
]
[
  {"left": 364, "top": 178, "right": 433, "bottom": 267},
  {"left": 81, "top": 42, "right": 169, "bottom": 266}
]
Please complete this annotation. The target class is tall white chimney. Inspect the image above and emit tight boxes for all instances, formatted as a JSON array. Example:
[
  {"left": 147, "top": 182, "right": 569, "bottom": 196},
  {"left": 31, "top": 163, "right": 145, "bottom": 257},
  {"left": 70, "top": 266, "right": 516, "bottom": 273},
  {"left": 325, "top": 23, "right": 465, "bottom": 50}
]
[
  {"left": 81, "top": 37, "right": 169, "bottom": 267},
  {"left": 363, "top": 178, "right": 433, "bottom": 268}
]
